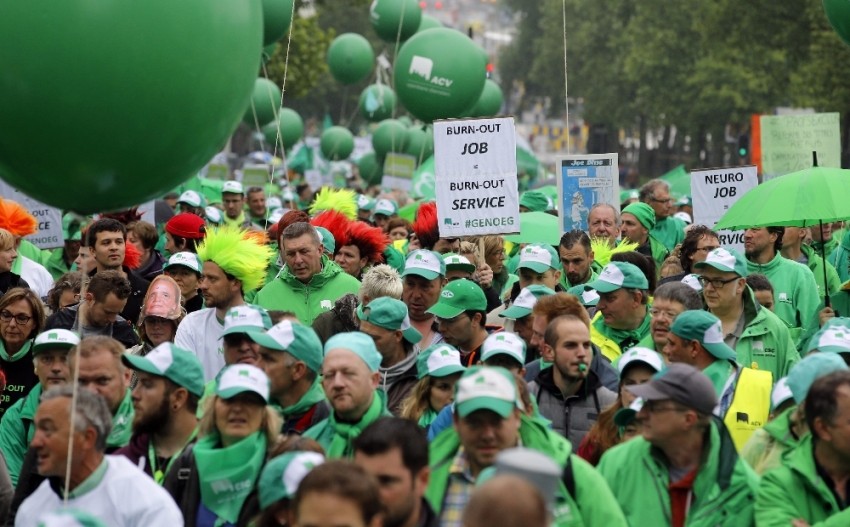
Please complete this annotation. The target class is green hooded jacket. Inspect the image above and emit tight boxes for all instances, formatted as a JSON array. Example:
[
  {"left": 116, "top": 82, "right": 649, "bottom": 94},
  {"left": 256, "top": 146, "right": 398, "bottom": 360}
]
[
  {"left": 254, "top": 254, "right": 361, "bottom": 325},
  {"left": 651, "top": 216, "right": 687, "bottom": 252},
  {"left": 0, "top": 384, "right": 41, "bottom": 485},
  {"left": 747, "top": 253, "right": 820, "bottom": 340},
  {"left": 425, "top": 414, "right": 627, "bottom": 527},
  {"left": 740, "top": 405, "right": 803, "bottom": 475},
  {"left": 828, "top": 229, "right": 850, "bottom": 284},
  {"left": 598, "top": 419, "right": 759, "bottom": 527},
  {"left": 800, "top": 244, "right": 841, "bottom": 299},
  {"left": 755, "top": 434, "right": 850, "bottom": 526}
]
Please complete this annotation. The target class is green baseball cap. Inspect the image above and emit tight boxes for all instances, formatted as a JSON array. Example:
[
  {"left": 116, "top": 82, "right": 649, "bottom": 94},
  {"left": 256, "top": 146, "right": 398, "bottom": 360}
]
[
  {"left": 221, "top": 305, "right": 272, "bottom": 337},
  {"left": 443, "top": 253, "right": 476, "bottom": 275},
  {"left": 613, "top": 397, "right": 644, "bottom": 428},
  {"left": 585, "top": 262, "right": 648, "bottom": 293},
  {"left": 771, "top": 377, "right": 793, "bottom": 412},
  {"left": 178, "top": 190, "right": 206, "bottom": 208},
  {"left": 622, "top": 202, "right": 656, "bottom": 229},
  {"left": 807, "top": 318, "right": 850, "bottom": 354},
  {"left": 567, "top": 284, "right": 599, "bottom": 307},
  {"left": 669, "top": 310, "right": 737, "bottom": 361},
  {"left": 501, "top": 285, "right": 555, "bottom": 319},
  {"left": 693, "top": 247, "right": 748, "bottom": 277},
  {"left": 204, "top": 206, "right": 223, "bottom": 225},
  {"left": 517, "top": 244, "right": 561, "bottom": 273},
  {"left": 163, "top": 251, "right": 203, "bottom": 274},
  {"left": 259, "top": 451, "right": 325, "bottom": 509},
  {"left": 315, "top": 226, "right": 335, "bottom": 254},
  {"left": 324, "top": 332, "right": 383, "bottom": 372},
  {"left": 32, "top": 329, "right": 80, "bottom": 356},
  {"left": 373, "top": 198, "right": 398, "bottom": 217},
  {"left": 247, "top": 320, "right": 324, "bottom": 374},
  {"left": 426, "top": 279, "right": 487, "bottom": 319},
  {"left": 122, "top": 343, "right": 206, "bottom": 397},
  {"left": 787, "top": 353, "right": 849, "bottom": 404},
  {"left": 357, "top": 297, "right": 422, "bottom": 344},
  {"left": 416, "top": 343, "right": 466, "bottom": 379},
  {"left": 216, "top": 364, "right": 270, "bottom": 402},
  {"left": 481, "top": 332, "right": 527, "bottom": 365},
  {"left": 402, "top": 249, "right": 446, "bottom": 280},
  {"left": 519, "top": 190, "right": 551, "bottom": 212},
  {"left": 454, "top": 366, "right": 520, "bottom": 418},
  {"left": 357, "top": 194, "right": 376, "bottom": 211}
]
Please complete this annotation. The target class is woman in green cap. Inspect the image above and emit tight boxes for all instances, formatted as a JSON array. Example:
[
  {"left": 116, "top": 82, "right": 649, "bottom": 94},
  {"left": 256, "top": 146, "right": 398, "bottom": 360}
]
[
  {"left": 399, "top": 343, "right": 466, "bottom": 429},
  {"left": 254, "top": 449, "right": 325, "bottom": 527}
]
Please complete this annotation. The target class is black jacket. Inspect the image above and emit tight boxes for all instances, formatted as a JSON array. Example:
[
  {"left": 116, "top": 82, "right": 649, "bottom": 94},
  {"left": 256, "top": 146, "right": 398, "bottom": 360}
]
[
  {"left": 87, "top": 267, "right": 150, "bottom": 326},
  {"left": 45, "top": 304, "right": 139, "bottom": 349}
]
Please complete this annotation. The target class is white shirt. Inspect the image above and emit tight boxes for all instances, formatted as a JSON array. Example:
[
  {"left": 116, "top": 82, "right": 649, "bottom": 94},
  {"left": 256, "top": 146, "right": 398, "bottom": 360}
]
[
  {"left": 16, "top": 455, "right": 183, "bottom": 526},
  {"left": 18, "top": 257, "right": 53, "bottom": 298},
  {"left": 174, "top": 307, "right": 226, "bottom": 381}
]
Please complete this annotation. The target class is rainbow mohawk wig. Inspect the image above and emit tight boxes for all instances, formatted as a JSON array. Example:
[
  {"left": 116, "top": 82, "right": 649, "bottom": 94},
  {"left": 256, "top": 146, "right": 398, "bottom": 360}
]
[
  {"left": 197, "top": 225, "right": 273, "bottom": 293},
  {"left": 309, "top": 187, "right": 357, "bottom": 220},
  {"left": 0, "top": 198, "right": 37, "bottom": 237},
  {"left": 311, "top": 210, "right": 351, "bottom": 248}
]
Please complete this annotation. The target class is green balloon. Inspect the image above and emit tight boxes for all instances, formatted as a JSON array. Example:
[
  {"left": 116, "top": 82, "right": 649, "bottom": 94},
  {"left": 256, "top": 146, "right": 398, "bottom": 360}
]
[
  {"left": 359, "top": 84, "right": 396, "bottom": 122},
  {"left": 262, "top": 42, "right": 278, "bottom": 64},
  {"left": 370, "top": 0, "right": 422, "bottom": 42},
  {"left": 327, "top": 33, "right": 375, "bottom": 85},
  {"left": 824, "top": 0, "right": 850, "bottom": 46},
  {"left": 262, "top": 107, "right": 304, "bottom": 150},
  {"left": 0, "top": 0, "right": 263, "bottom": 214},
  {"left": 262, "top": 0, "right": 294, "bottom": 46},
  {"left": 394, "top": 28, "right": 487, "bottom": 122},
  {"left": 404, "top": 126, "right": 434, "bottom": 163},
  {"left": 418, "top": 14, "right": 443, "bottom": 32},
  {"left": 469, "top": 79, "right": 504, "bottom": 117},
  {"left": 358, "top": 152, "right": 383, "bottom": 186},
  {"left": 397, "top": 116, "right": 413, "bottom": 127},
  {"left": 320, "top": 126, "right": 355, "bottom": 160},
  {"left": 243, "top": 78, "right": 282, "bottom": 127},
  {"left": 372, "top": 119, "right": 408, "bottom": 158}
]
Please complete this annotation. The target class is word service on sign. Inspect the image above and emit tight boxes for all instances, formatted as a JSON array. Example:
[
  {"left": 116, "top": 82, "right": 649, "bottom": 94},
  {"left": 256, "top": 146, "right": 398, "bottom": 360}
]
[
  {"left": 691, "top": 165, "right": 758, "bottom": 253},
  {"left": 434, "top": 117, "right": 519, "bottom": 236}
]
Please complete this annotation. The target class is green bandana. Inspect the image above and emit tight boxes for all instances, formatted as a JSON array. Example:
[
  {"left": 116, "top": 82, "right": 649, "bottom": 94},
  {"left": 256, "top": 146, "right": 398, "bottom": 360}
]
[
  {"left": 593, "top": 312, "right": 652, "bottom": 353},
  {"left": 0, "top": 338, "right": 33, "bottom": 362},
  {"left": 194, "top": 431, "right": 267, "bottom": 526},
  {"left": 107, "top": 391, "right": 135, "bottom": 449},
  {"left": 418, "top": 407, "right": 438, "bottom": 428},
  {"left": 279, "top": 379, "right": 326, "bottom": 421},
  {"left": 326, "top": 391, "right": 390, "bottom": 458}
]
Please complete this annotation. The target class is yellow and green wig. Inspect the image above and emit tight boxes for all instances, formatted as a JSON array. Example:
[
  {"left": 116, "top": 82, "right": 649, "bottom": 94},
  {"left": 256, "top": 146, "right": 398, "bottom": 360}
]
[{"left": 196, "top": 225, "right": 273, "bottom": 293}]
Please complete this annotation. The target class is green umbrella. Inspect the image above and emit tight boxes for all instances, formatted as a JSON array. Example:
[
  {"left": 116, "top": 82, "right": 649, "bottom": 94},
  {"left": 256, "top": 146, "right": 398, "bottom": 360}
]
[
  {"left": 660, "top": 164, "right": 690, "bottom": 199},
  {"left": 504, "top": 211, "right": 560, "bottom": 245}
]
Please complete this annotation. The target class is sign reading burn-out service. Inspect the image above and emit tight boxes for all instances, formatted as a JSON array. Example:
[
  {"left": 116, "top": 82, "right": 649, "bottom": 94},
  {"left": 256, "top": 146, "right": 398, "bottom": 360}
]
[
  {"left": 433, "top": 117, "right": 519, "bottom": 236},
  {"left": 691, "top": 165, "right": 758, "bottom": 253}
]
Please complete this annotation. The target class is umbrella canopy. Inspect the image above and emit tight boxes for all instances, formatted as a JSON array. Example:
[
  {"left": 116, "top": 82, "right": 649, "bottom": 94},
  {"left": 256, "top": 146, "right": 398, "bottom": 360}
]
[
  {"left": 504, "top": 211, "right": 560, "bottom": 245},
  {"left": 660, "top": 164, "right": 690, "bottom": 199},
  {"left": 714, "top": 167, "right": 850, "bottom": 230}
]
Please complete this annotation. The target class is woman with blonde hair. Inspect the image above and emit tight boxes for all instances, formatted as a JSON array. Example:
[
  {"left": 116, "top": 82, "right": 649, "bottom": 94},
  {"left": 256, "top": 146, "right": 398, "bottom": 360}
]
[
  {"left": 0, "top": 229, "right": 27, "bottom": 296},
  {"left": 400, "top": 343, "right": 465, "bottom": 429}
]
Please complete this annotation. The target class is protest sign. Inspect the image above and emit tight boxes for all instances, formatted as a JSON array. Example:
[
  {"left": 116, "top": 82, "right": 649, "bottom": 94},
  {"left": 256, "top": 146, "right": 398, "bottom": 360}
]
[
  {"left": 760, "top": 113, "right": 840, "bottom": 180},
  {"left": 205, "top": 163, "right": 229, "bottom": 181},
  {"left": 0, "top": 180, "right": 64, "bottom": 249},
  {"left": 241, "top": 164, "right": 270, "bottom": 188},
  {"left": 556, "top": 154, "right": 619, "bottom": 232},
  {"left": 691, "top": 165, "right": 758, "bottom": 253},
  {"left": 381, "top": 153, "right": 416, "bottom": 191},
  {"left": 433, "top": 117, "right": 519, "bottom": 236}
]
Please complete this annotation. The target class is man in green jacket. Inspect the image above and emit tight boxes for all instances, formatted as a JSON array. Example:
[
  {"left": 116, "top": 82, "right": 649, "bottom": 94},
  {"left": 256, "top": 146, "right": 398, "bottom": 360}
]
[
  {"left": 780, "top": 226, "right": 841, "bottom": 299},
  {"left": 641, "top": 180, "right": 687, "bottom": 252},
  {"left": 255, "top": 221, "right": 360, "bottom": 325},
  {"left": 557, "top": 230, "right": 599, "bottom": 291},
  {"left": 425, "top": 366, "right": 627, "bottom": 527},
  {"left": 598, "top": 363, "right": 759, "bottom": 527},
  {"left": 756, "top": 370, "right": 850, "bottom": 526}
]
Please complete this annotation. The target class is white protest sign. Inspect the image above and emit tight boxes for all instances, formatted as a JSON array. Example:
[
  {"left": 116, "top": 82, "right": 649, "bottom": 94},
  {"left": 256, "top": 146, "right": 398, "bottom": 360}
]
[
  {"left": 691, "top": 165, "right": 758, "bottom": 253},
  {"left": 381, "top": 153, "right": 416, "bottom": 191},
  {"left": 556, "top": 154, "right": 619, "bottom": 232},
  {"left": 760, "top": 112, "right": 840, "bottom": 180},
  {"left": 433, "top": 117, "right": 519, "bottom": 236},
  {"left": 0, "top": 180, "right": 64, "bottom": 249}
]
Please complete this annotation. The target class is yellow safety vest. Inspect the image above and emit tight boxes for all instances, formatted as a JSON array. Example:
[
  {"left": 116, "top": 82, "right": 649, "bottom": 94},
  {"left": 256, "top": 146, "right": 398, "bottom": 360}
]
[
  {"left": 590, "top": 323, "right": 622, "bottom": 362},
  {"left": 723, "top": 367, "right": 773, "bottom": 451}
]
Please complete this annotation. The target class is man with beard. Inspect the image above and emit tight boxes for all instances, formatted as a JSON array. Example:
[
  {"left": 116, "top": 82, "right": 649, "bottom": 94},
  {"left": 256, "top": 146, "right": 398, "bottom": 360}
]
[
  {"left": 116, "top": 342, "right": 204, "bottom": 483},
  {"left": 638, "top": 282, "right": 703, "bottom": 355},
  {"left": 558, "top": 230, "right": 599, "bottom": 290}
]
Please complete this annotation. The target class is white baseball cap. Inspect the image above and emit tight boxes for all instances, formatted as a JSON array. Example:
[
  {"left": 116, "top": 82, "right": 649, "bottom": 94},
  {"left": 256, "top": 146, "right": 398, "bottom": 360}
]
[
  {"left": 402, "top": 249, "right": 446, "bottom": 280},
  {"left": 164, "top": 251, "right": 203, "bottom": 274},
  {"left": 216, "top": 364, "right": 270, "bottom": 402},
  {"left": 178, "top": 190, "right": 205, "bottom": 208},
  {"left": 222, "top": 181, "right": 244, "bottom": 194},
  {"left": 481, "top": 332, "right": 527, "bottom": 365},
  {"left": 617, "top": 347, "right": 665, "bottom": 376}
]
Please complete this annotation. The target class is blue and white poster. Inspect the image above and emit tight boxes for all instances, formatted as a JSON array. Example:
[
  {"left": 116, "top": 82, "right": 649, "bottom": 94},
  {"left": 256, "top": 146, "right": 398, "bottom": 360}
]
[{"left": 556, "top": 154, "right": 619, "bottom": 233}]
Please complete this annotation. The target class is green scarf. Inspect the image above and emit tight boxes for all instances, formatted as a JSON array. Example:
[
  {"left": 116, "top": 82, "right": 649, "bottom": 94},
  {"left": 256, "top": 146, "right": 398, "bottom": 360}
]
[
  {"left": 418, "top": 407, "right": 438, "bottom": 428},
  {"left": 280, "top": 379, "right": 326, "bottom": 420},
  {"left": 327, "top": 391, "right": 389, "bottom": 458},
  {"left": 0, "top": 338, "right": 33, "bottom": 362},
  {"left": 593, "top": 312, "right": 651, "bottom": 352},
  {"left": 703, "top": 360, "right": 734, "bottom": 397},
  {"left": 194, "top": 431, "right": 267, "bottom": 526},
  {"left": 107, "top": 391, "right": 135, "bottom": 449}
]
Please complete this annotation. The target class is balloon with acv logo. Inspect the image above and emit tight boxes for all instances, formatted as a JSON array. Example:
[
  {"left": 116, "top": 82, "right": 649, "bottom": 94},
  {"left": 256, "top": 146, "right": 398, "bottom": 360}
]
[
  {"left": 262, "top": 0, "right": 294, "bottom": 46},
  {"left": 262, "top": 107, "right": 304, "bottom": 150},
  {"left": 824, "top": 0, "right": 850, "bottom": 46},
  {"left": 468, "top": 79, "right": 503, "bottom": 117},
  {"left": 372, "top": 119, "right": 408, "bottom": 158},
  {"left": 394, "top": 28, "right": 487, "bottom": 122},
  {"left": 320, "top": 126, "right": 355, "bottom": 160},
  {"left": 358, "top": 152, "right": 383, "bottom": 186},
  {"left": 370, "top": 0, "right": 422, "bottom": 42},
  {"left": 359, "top": 84, "right": 396, "bottom": 122},
  {"left": 327, "top": 33, "right": 375, "bottom": 85},
  {"left": 0, "top": 0, "right": 263, "bottom": 214},
  {"left": 243, "top": 78, "right": 282, "bottom": 127}
]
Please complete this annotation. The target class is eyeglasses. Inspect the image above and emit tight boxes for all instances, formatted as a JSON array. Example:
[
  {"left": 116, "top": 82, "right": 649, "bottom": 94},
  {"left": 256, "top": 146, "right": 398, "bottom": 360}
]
[
  {"left": 649, "top": 308, "right": 681, "bottom": 320},
  {"left": 695, "top": 246, "right": 720, "bottom": 253},
  {"left": 0, "top": 310, "right": 32, "bottom": 325},
  {"left": 697, "top": 276, "right": 738, "bottom": 289}
]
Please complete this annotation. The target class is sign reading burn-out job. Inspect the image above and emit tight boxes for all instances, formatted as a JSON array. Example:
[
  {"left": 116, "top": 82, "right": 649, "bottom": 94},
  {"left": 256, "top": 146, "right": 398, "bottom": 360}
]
[
  {"left": 556, "top": 154, "right": 619, "bottom": 232},
  {"left": 0, "top": 180, "right": 64, "bottom": 249},
  {"left": 760, "top": 112, "right": 840, "bottom": 181},
  {"left": 691, "top": 165, "right": 758, "bottom": 253},
  {"left": 434, "top": 117, "right": 519, "bottom": 236}
]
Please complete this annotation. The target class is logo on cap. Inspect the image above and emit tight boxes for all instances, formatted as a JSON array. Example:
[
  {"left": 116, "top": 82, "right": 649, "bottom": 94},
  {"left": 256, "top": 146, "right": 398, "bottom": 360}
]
[{"left": 442, "top": 290, "right": 455, "bottom": 298}]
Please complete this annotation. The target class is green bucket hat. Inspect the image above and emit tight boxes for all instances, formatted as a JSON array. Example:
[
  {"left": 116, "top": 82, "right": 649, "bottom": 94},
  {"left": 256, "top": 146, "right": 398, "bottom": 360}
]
[
  {"left": 324, "top": 331, "right": 383, "bottom": 372},
  {"left": 621, "top": 202, "right": 656, "bottom": 229},
  {"left": 122, "top": 343, "right": 206, "bottom": 397},
  {"left": 585, "top": 262, "right": 648, "bottom": 293},
  {"left": 216, "top": 364, "right": 270, "bottom": 402},
  {"left": 454, "top": 366, "right": 520, "bottom": 418},
  {"left": 693, "top": 247, "right": 748, "bottom": 278},
  {"left": 247, "top": 320, "right": 324, "bottom": 374},
  {"left": 259, "top": 451, "right": 326, "bottom": 509},
  {"left": 443, "top": 253, "right": 476, "bottom": 275},
  {"left": 501, "top": 285, "right": 555, "bottom": 319},
  {"left": 426, "top": 279, "right": 487, "bottom": 319},
  {"left": 357, "top": 297, "right": 422, "bottom": 344},
  {"left": 519, "top": 190, "right": 551, "bottom": 212},
  {"left": 516, "top": 244, "right": 561, "bottom": 273},
  {"left": 416, "top": 343, "right": 466, "bottom": 379},
  {"left": 806, "top": 318, "right": 850, "bottom": 354},
  {"left": 32, "top": 329, "right": 80, "bottom": 356},
  {"left": 221, "top": 305, "right": 272, "bottom": 337},
  {"left": 670, "top": 310, "right": 738, "bottom": 361}
]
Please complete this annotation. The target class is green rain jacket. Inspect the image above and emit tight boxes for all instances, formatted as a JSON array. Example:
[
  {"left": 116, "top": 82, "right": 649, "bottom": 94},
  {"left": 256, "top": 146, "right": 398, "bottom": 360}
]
[
  {"left": 800, "top": 244, "right": 841, "bottom": 298},
  {"left": 254, "top": 255, "right": 360, "bottom": 325},
  {"left": 747, "top": 253, "right": 820, "bottom": 341},
  {"left": 651, "top": 216, "right": 687, "bottom": 252},
  {"left": 828, "top": 229, "right": 850, "bottom": 284},
  {"left": 755, "top": 434, "right": 850, "bottom": 526},
  {"left": 740, "top": 405, "right": 803, "bottom": 475},
  {"left": 598, "top": 418, "right": 759, "bottom": 527},
  {"left": 425, "top": 414, "right": 627, "bottom": 527},
  {"left": 0, "top": 384, "right": 41, "bottom": 485}
]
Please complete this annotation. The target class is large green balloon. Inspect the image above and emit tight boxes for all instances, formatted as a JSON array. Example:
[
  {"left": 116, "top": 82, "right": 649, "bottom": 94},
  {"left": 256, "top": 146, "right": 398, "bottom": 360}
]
[
  {"left": 262, "top": 107, "right": 304, "bottom": 149},
  {"left": 243, "top": 78, "right": 282, "bottom": 127},
  {"left": 418, "top": 14, "right": 443, "bottom": 32},
  {"left": 372, "top": 119, "right": 408, "bottom": 158},
  {"left": 370, "top": 0, "right": 422, "bottom": 42},
  {"left": 404, "top": 125, "right": 433, "bottom": 163},
  {"left": 359, "top": 84, "right": 396, "bottom": 122},
  {"left": 320, "top": 126, "right": 355, "bottom": 160},
  {"left": 394, "top": 28, "right": 487, "bottom": 122},
  {"left": 469, "top": 79, "right": 504, "bottom": 117},
  {"left": 0, "top": 0, "right": 263, "bottom": 214},
  {"left": 327, "top": 33, "right": 375, "bottom": 85},
  {"left": 824, "top": 0, "right": 850, "bottom": 46},
  {"left": 262, "top": 0, "right": 294, "bottom": 46},
  {"left": 262, "top": 42, "right": 279, "bottom": 64},
  {"left": 358, "top": 152, "right": 383, "bottom": 186}
]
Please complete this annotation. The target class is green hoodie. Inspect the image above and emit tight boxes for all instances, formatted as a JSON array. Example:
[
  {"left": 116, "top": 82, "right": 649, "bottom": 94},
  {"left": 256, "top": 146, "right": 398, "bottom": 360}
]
[
  {"left": 800, "top": 244, "right": 841, "bottom": 298},
  {"left": 746, "top": 253, "right": 820, "bottom": 341},
  {"left": 0, "top": 384, "right": 41, "bottom": 485},
  {"left": 425, "top": 414, "right": 627, "bottom": 527},
  {"left": 651, "top": 215, "right": 687, "bottom": 251},
  {"left": 755, "top": 434, "right": 850, "bottom": 526},
  {"left": 254, "top": 254, "right": 361, "bottom": 325},
  {"left": 740, "top": 405, "right": 803, "bottom": 475},
  {"left": 598, "top": 419, "right": 759, "bottom": 527}
]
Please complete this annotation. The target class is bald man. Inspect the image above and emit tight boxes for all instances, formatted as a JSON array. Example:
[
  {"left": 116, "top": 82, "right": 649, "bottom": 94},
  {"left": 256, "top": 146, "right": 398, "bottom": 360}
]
[{"left": 462, "top": 475, "right": 547, "bottom": 527}]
